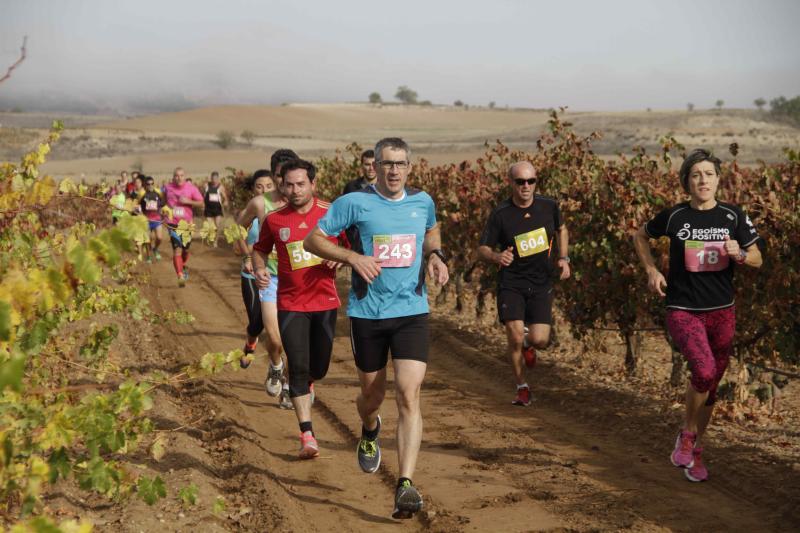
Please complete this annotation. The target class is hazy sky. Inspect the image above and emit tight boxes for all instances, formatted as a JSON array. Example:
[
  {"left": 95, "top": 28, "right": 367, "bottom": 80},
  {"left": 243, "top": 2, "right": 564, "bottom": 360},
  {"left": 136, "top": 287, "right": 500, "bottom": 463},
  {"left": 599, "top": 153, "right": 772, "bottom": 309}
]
[{"left": 1, "top": 0, "right": 799, "bottom": 110}]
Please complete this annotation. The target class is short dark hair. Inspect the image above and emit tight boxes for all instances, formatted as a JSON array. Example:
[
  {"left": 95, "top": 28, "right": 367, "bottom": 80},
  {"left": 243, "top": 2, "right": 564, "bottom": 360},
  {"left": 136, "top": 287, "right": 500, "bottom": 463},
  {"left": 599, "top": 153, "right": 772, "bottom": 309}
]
[
  {"left": 374, "top": 138, "right": 410, "bottom": 159},
  {"left": 679, "top": 148, "right": 722, "bottom": 192},
  {"left": 144, "top": 176, "right": 155, "bottom": 184},
  {"left": 270, "top": 149, "right": 299, "bottom": 176},
  {"left": 248, "top": 169, "right": 271, "bottom": 190},
  {"left": 211, "top": 171, "right": 219, "bottom": 178},
  {"left": 279, "top": 158, "right": 316, "bottom": 182},
  {"left": 361, "top": 149, "right": 375, "bottom": 162}
]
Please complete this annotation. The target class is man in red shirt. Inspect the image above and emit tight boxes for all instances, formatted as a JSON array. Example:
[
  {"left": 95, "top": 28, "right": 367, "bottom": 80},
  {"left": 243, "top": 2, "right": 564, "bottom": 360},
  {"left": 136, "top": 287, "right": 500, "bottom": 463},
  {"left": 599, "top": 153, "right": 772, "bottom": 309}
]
[{"left": 252, "top": 158, "right": 347, "bottom": 459}]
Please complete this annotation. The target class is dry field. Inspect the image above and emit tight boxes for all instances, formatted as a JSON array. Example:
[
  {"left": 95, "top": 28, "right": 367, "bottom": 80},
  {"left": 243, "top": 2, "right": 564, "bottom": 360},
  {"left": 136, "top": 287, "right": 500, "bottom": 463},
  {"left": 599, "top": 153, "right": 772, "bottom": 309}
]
[{"left": 1, "top": 103, "right": 798, "bottom": 182}]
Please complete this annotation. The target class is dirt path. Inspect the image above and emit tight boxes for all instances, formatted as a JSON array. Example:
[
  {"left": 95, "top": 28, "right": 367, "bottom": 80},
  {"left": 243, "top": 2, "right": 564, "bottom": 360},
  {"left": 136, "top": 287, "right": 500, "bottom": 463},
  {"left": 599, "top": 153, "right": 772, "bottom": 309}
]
[{"left": 134, "top": 244, "right": 798, "bottom": 532}]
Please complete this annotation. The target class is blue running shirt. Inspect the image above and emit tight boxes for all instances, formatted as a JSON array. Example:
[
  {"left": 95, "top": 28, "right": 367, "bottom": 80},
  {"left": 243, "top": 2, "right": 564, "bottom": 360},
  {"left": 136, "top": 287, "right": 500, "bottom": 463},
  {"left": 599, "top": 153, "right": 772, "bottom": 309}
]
[{"left": 318, "top": 186, "right": 437, "bottom": 319}]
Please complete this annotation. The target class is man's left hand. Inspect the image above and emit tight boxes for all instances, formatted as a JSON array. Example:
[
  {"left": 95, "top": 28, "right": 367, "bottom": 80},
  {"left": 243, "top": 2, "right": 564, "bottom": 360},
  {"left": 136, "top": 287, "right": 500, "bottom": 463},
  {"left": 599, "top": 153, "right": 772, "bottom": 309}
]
[
  {"left": 557, "top": 258, "right": 571, "bottom": 280},
  {"left": 427, "top": 254, "right": 449, "bottom": 285}
]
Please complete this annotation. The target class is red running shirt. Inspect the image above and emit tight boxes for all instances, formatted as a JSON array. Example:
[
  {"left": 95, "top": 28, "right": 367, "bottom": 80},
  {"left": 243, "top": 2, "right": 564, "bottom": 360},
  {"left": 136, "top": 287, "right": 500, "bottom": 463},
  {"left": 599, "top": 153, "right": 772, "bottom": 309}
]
[{"left": 254, "top": 198, "right": 347, "bottom": 312}]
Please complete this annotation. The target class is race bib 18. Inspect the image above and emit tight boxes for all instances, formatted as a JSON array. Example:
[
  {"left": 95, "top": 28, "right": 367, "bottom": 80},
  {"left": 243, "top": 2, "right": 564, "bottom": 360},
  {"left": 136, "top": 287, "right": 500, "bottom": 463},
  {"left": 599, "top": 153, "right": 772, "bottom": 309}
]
[
  {"left": 373, "top": 234, "right": 416, "bottom": 267},
  {"left": 684, "top": 240, "right": 729, "bottom": 272},
  {"left": 286, "top": 241, "right": 322, "bottom": 270},
  {"left": 514, "top": 227, "right": 549, "bottom": 257},
  {"left": 172, "top": 206, "right": 186, "bottom": 218}
]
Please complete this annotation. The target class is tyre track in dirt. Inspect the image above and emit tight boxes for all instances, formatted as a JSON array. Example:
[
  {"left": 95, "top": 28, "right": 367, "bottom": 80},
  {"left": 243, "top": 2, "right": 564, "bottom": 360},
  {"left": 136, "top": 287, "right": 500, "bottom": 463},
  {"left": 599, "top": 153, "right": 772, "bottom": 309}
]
[{"left": 145, "top": 245, "right": 797, "bottom": 532}]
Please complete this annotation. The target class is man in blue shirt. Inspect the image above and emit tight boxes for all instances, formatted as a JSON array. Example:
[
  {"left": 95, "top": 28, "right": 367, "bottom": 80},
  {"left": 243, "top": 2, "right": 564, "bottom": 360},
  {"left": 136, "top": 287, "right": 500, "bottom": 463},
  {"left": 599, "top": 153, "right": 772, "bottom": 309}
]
[{"left": 304, "top": 137, "right": 448, "bottom": 519}]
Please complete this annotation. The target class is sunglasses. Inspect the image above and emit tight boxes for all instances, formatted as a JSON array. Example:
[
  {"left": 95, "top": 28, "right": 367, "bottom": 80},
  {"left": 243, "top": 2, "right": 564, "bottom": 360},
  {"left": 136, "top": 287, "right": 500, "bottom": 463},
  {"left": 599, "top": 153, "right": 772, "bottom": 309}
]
[{"left": 514, "top": 178, "right": 537, "bottom": 186}]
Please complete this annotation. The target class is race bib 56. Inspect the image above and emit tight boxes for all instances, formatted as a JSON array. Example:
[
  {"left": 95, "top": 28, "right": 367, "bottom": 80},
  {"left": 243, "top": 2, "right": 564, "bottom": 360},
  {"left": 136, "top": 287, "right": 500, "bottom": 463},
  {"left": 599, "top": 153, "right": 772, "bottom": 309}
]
[
  {"left": 145, "top": 200, "right": 158, "bottom": 211},
  {"left": 172, "top": 206, "right": 186, "bottom": 218},
  {"left": 286, "top": 241, "right": 322, "bottom": 270},
  {"left": 373, "top": 234, "right": 416, "bottom": 267},
  {"left": 684, "top": 240, "right": 729, "bottom": 272},
  {"left": 514, "top": 227, "right": 549, "bottom": 257}
]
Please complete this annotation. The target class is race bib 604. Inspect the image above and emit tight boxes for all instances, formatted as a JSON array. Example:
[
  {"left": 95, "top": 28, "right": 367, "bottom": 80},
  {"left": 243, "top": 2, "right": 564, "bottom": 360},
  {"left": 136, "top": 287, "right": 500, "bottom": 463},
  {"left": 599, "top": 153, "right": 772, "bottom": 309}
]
[
  {"left": 514, "top": 227, "right": 549, "bottom": 257},
  {"left": 684, "top": 240, "right": 729, "bottom": 272},
  {"left": 373, "top": 234, "right": 416, "bottom": 267}
]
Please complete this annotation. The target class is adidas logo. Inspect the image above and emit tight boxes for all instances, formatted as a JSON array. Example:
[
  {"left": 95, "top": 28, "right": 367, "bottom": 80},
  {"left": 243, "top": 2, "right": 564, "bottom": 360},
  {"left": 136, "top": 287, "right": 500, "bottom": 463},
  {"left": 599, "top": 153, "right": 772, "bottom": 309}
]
[
  {"left": 299, "top": 222, "right": 308, "bottom": 229},
  {"left": 410, "top": 211, "right": 419, "bottom": 218}
]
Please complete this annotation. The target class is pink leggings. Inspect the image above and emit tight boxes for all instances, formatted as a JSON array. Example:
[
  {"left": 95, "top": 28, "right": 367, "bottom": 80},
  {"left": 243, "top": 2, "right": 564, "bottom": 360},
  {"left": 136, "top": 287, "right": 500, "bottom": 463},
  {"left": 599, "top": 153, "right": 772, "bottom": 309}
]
[{"left": 666, "top": 306, "right": 736, "bottom": 405}]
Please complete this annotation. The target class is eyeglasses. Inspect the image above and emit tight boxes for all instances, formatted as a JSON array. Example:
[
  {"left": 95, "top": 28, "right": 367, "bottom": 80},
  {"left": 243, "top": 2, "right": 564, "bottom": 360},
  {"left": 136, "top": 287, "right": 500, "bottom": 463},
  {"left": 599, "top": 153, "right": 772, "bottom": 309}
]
[
  {"left": 514, "top": 178, "right": 537, "bottom": 186},
  {"left": 378, "top": 160, "right": 409, "bottom": 170}
]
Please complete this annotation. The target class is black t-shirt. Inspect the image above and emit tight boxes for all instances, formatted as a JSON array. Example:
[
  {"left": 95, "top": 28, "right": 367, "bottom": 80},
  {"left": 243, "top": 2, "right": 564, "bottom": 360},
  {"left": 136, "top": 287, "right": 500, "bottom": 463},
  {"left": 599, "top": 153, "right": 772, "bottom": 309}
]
[
  {"left": 140, "top": 190, "right": 164, "bottom": 216},
  {"left": 341, "top": 177, "right": 374, "bottom": 246},
  {"left": 645, "top": 201, "right": 760, "bottom": 311},
  {"left": 479, "top": 195, "right": 563, "bottom": 289},
  {"left": 342, "top": 177, "right": 371, "bottom": 195}
]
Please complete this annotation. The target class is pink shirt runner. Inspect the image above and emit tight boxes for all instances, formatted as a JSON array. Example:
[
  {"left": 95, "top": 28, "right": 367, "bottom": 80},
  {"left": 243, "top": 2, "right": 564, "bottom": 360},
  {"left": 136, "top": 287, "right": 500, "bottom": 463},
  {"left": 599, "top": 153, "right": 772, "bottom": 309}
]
[{"left": 164, "top": 181, "right": 202, "bottom": 225}]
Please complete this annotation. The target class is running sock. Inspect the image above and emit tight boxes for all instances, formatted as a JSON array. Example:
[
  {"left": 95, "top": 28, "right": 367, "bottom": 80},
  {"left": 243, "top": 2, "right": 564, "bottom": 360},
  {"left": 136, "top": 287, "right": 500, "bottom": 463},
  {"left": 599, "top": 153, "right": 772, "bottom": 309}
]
[
  {"left": 172, "top": 254, "right": 184, "bottom": 276},
  {"left": 397, "top": 477, "right": 412, "bottom": 489},
  {"left": 299, "top": 421, "right": 313, "bottom": 435},
  {"left": 517, "top": 383, "right": 529, "bottom": 390},
  {"left": 362, "top": 416, "right": 381, "bottom": 441},
  {"left": 271, "top": 361, "right": 284, "bottom": 371}
]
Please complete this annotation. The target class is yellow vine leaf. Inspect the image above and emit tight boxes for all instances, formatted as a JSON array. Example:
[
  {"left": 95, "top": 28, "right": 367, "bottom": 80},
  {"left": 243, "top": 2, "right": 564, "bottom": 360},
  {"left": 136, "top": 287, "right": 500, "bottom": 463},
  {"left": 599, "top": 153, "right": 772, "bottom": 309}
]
[
  {"left": 199, "top": 219, "right": 217, "bottom": 243},
  {"left": 58, "top": 178, "right": 77, "bottom": 194},
  {"left": 224, "top": 224, "right": 248, "bottom": 244},
  {"left": 175, "top": 220, "right": 193, "bottom": 245}
]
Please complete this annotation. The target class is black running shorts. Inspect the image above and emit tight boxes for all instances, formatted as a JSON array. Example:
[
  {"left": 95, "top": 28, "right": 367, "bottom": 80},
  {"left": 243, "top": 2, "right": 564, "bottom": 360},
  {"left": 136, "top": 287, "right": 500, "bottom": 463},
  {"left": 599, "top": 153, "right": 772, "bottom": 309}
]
[
  {"left": 497, "top": 285, "right": 553, "bottom": 325},
  {"left": 349, "top": 313, "right": 429, "bottom": 373},
  {"left": 278, "top": 309, "right": 337, "bottom": 397},
  {"left": 169, "top": 229, "right": 192, "bottom": 250}
]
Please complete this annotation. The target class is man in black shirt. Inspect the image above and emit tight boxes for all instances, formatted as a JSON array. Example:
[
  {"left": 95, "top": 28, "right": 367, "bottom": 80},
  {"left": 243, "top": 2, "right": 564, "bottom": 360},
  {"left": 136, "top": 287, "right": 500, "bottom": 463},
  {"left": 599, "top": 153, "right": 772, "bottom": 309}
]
[
  {"left": 477, "top": 161, "right": 570, "bottom": 406},
  {"left": 341, "top": 149, "right": 377, "bottom": 248},
  {"left": 342, "top": 149, "right": 377, "bottom": 195}
]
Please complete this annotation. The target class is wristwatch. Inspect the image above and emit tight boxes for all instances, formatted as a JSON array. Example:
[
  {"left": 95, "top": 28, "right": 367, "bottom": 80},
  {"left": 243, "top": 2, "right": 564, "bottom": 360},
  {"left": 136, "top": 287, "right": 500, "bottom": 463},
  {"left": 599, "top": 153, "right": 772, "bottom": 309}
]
[
  {"left": 427, "top": 249, "right": 448, "bottom": 263},
  {"left": 735, "top": 249, "right": 747, "bottom": 264},
  {"left": 558, "top": 256, "right": 570, "bottom": 263}
]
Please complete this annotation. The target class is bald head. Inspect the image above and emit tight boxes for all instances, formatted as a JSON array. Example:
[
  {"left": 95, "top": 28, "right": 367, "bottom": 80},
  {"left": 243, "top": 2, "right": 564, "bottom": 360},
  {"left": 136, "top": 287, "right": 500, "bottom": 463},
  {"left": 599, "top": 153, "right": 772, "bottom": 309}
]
[{"left": 508, "top": 161, "right": 536, "bottom": 180}]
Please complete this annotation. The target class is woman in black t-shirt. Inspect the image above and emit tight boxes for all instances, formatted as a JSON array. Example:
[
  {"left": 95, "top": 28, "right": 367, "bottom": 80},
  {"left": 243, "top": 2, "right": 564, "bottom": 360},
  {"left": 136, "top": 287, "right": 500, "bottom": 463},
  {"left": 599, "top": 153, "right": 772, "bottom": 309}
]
[{"left": 633, "top": 148, "right": 762, "bottom": 483}]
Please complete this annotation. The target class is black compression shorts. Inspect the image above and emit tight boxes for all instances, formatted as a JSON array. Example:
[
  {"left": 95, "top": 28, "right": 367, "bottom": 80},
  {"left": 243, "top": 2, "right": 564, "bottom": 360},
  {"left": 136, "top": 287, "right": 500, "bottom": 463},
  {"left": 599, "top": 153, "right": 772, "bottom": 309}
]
[
  {"left": 278, "top": 309, "right": 337, "bottom": 397},
  {"left": 349, "top": 313, "right": 429, "bottom": 373},
  {"left": 497, "top": 285, "right": 553, "bottom": 325}
]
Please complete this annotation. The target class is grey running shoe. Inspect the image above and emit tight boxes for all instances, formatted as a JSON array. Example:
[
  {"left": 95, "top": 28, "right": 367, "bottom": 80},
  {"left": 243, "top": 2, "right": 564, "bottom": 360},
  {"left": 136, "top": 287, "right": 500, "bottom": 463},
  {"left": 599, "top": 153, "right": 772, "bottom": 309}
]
[
  {"left": 278, "top": 384, "right": 294, "bottom": 410},
  {"left": 392, "top": 480, "right": 422, "bottom": 519},
  {"left": 357, "top": 416, "right": 381, "bottom": 474},
  {"left": 265, "top": 363, "right": 283, "bottom": 397}
]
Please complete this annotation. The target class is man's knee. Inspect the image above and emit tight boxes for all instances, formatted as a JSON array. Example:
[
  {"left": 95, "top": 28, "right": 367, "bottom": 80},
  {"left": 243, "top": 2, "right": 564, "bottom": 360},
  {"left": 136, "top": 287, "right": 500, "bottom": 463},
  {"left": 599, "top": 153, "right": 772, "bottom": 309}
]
[{"left": 395, "top": 386, "right": 420, "bottom": 412}]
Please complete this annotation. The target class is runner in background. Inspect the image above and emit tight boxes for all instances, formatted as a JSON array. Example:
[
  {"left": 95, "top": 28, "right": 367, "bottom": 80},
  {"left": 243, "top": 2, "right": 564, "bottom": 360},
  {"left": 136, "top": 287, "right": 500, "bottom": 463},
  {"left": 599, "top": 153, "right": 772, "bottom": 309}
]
[
  {"left": 164, "top": 167, "right": 204, "bottom": 287},
  {"left": 140, "top": 176, "right": 165, "bottom": 263},
  {"left": 253, "top": 159, "right": 348, "bottom": 458},
  {"left": 305, "top": 137, "right": 449, "bottom": 519},
  {"left": 203, "top": 171, "right": 229, "bottom": 247},
  {"left": 341, "top": 149, "right": 377, "bottom": 252},
  {"left": 477, "top": 161, "right": 570, "bottom": 407},
  {"left": 633, "top": 148, "right": 763, "bottom": 483},
  {"left": 235, "top": 150, "right": 297, "bottom": 408},
  {"left": 342, "top": 149, "right": 377, "bottom": 194},
  {"left": 109, "top": 186, "right": 126, "bottom": 225}
]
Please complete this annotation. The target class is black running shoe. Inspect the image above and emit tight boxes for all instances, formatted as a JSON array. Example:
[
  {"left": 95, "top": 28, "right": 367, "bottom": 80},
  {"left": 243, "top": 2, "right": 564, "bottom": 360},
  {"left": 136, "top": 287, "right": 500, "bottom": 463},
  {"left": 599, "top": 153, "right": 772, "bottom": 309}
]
[
  {"left": 357, "top": 416, "right": 381, "bottom": 473},
  {"left": 392, "top": 480, "right": 422, "bottom": 519}
]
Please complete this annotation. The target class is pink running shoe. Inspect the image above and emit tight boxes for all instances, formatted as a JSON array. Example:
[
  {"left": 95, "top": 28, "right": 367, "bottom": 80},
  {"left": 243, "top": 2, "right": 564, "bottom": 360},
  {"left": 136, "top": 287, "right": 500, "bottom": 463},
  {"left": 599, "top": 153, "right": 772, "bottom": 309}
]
[
  {"left": 670, "top": 430, "right": 696, "bottom": 468},
  {"left": 685, "top": 447, "right": 708, "bottom": 482},
  {"left": 299, "top": 431, "right": 319, "bottom": 459}
]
